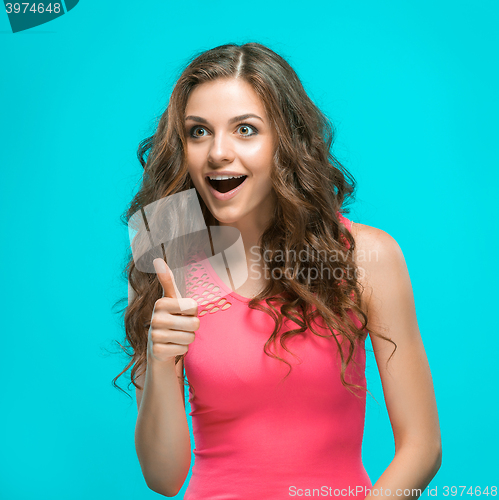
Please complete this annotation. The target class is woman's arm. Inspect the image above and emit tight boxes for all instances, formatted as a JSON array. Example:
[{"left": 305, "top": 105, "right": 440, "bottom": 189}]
[
  {"left": 352, "top": 222, "right": 442, "bottom": 499},
  {"left": 135, "top": 357, "right": 191, "bottom": 497},
  {"left": 130, "top": 276, "right": 192, "bottom": 498},
  {"left": 135, "top": 357, "right": 186, "bottom": 412}
]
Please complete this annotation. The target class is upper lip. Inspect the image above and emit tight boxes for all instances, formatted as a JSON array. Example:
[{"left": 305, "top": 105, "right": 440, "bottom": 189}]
[{"left": 204, "top": 171, "right": 248, "bottom": 178}]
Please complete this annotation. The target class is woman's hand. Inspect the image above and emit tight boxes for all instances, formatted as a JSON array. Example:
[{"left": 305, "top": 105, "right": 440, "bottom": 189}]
[{"left": 147, "top": 258, "right": 200, "bottom": 365}]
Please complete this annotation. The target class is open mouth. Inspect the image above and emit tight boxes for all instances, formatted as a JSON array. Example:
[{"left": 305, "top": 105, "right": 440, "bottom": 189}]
[{"left": 206, "top": 175, "right": 247, "bottom": 194}]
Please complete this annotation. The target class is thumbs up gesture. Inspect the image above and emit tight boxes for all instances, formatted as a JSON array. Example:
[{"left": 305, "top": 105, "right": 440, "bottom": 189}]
[{"left": 147, "top": 258, "right": 200, "bottom": 365}]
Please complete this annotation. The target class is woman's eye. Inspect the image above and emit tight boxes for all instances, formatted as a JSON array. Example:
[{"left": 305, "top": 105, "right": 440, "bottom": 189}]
[
  {"left": 237, "top": 124, "right": 257, "bottom": 137},
  {"left": 189, "top": 124, "right": 257, "bottom": 138},
  {"left": 190, "top": 126, "right": 208, "bottom": 138}
]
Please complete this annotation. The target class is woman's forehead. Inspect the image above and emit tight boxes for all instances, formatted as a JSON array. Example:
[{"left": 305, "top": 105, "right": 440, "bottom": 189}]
[{"left": 185, "top": 78, "right": 267, "bottom": 118}]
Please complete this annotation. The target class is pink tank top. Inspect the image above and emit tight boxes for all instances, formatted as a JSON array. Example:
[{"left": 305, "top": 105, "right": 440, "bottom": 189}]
[{"left": 183, "top": 213, "right": 372, "bottom": 499}]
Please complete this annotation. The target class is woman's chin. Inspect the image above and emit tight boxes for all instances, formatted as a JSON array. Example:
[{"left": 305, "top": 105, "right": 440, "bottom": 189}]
[
  {"left": 213, "top": 215, "right": 242, "bottom": 225},
  {"left": 209, "top": 207, "right": 245, "bottom": 225}
]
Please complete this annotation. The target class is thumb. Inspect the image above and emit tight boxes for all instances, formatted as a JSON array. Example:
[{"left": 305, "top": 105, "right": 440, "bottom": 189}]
[{"left": 153, "top": 258, "right": 182, "bottom": 300}]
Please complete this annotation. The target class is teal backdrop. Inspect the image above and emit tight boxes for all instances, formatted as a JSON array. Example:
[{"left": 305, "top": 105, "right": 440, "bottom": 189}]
[{"left": 1, "top": 1, "right": 497, "bottom": 498}]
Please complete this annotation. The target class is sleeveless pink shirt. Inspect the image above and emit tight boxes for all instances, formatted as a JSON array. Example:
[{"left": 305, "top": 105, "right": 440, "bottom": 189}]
[{"left": 183, "top": 213, "right": 372, "bottom": 499}]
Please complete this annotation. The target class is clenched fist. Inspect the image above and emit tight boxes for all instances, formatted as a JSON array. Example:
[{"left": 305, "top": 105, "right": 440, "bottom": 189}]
[{"left": 147, "top": 259, "right": 200, "bottom": 365}]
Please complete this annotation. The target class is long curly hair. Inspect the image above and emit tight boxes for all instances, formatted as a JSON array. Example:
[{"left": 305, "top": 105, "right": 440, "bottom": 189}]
[{"left": 112, "top": 42, "right": 395, "bottom": 402}]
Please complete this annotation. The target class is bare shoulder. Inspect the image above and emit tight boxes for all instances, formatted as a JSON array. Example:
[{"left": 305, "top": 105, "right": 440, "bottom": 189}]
[
  {"left": 350, "top": 221, "right": 402, "bottom": 261},
  {"left": 349, "top": 221, "right": 409, "bottom": 309}
]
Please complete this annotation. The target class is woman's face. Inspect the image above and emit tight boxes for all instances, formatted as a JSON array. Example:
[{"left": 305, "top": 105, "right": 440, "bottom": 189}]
[{"left": 184, "top": 78, "right": 277, "bottom": 227}]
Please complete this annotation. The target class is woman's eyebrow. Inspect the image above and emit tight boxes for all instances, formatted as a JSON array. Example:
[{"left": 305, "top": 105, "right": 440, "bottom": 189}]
[{"left": 184, "top": 113, "right": 264, "bottom": 125}]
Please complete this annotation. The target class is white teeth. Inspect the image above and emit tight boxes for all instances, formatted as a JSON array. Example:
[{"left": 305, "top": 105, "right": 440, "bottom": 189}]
[{"left": 208, "top": 174, "right": 246, "bottom": 181}]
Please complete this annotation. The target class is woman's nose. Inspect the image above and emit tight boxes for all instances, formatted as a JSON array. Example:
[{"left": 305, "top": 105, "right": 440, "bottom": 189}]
[{"left": 207, "top": 133, "right": 235, "bottom": 164}]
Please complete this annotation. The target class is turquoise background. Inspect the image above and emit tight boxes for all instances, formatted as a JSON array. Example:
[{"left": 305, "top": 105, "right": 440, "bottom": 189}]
[{"left": 1, "top": 1, "right": 497, "bottom": 498}]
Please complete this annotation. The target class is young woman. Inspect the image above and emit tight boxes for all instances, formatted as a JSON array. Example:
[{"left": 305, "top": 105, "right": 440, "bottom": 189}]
[{"left": 116, "top": 42, "right": 442, "bottom": 499}]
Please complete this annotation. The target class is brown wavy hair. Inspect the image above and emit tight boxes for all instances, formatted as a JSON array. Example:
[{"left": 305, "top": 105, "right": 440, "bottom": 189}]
[{"left": 112, "top": 42, "right": 395, "bottom": 403}]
